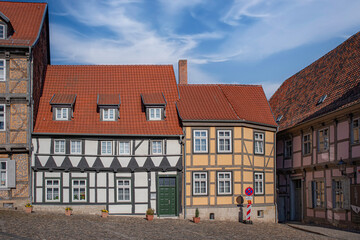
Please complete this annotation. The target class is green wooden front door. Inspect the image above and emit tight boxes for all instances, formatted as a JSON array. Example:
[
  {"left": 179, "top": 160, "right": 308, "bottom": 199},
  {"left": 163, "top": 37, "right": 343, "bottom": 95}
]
[{"left": 158, "top": 177, "right": 177, "bottom": 216}]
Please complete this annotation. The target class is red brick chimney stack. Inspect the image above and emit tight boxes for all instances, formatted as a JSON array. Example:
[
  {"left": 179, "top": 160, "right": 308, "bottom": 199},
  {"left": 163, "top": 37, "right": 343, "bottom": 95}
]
[{"left": 178, "top": 59, "right": 187, "bottom": 85}]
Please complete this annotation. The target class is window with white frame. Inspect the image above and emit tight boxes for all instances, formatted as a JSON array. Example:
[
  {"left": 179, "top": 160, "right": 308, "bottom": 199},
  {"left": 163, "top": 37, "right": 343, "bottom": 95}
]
[
  {"left": 318, "top": 128, "right": 329, "bottom": 151},
  {"left": 149, "top": 108, "right": 161, "bottom": 120},
  {"left": 101, "top": 141, "right": 112, "bottom": 155},
  {"left": 46, "top": 179, "right": 60, "bottom": 202},
  {"left": 194, "top": 130, "right": 208, "bottom": 153},
  {"left": 0, "top": 105, "right": 5, "bottom": 131},
  {"left": 117, "top": 179, "right": 131, "bottom": 202},
  {"left": 0, "top": 25, "right": 4, "bottom": 39},
  {"left": 72, "top": 179, "right": 86, "bottom": 201},
  {"left": 284, "top": 140, "right": 292, "bottom": 158},
  {"left": 0, "top": 161, "right": 6, "bottom": 187},
  {"left": 0, "top": 59, "right": 5, "bottom": 81},
  {"left": 54, "top": 140, "right": 65, "bottom": 154},
  {"left": 55, "top": 108, "right": 68, "bottom": 120},
  {"left": 70, "top": 140, "right": 82, "bottom": 154},
  {"left": 254, "top": 172, "right": 264, "bottom": 195},
  {"left": 103, "top": 108, "right": 115, "bottom": 121},
  {"left": 353, "top": 119, "right": 359, "bottom": 144},
  {"left": 152, "top": 141, "right": 162, "bottom": 154},
  {"left": 119, "top": 141, "right": 130, "bottom": 155},
  {"left": 254, "top": 132, "right": 264, "bottom": 154},
  {"left": 303, "top": 134, "right": 311, "bottom": 155},
  {"left": 217, "top": 130, "right": 232, "bottom": 153},
  {"left": 193, "top": 172, "right": 207, "bottom": 195},
  {"left": 217, "top": 172, "right": 231, "bottom": 195}
]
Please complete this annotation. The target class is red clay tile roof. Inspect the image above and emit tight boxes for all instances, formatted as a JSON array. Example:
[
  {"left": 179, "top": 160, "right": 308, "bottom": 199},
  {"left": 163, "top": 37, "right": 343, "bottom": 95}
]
[
  {"left": 97, "top": 94, "right": 120, "bottom": 106},
  {"left": 141, "top": 93, "right": 166, "bottom": 105},
  {"left": 50, "top": 94, "right": 76, "bottom": 105},
  {"left": 270, "top": 32, "right": 360, "bottom": 131},
  {"left": 177, "top": 84, "right": 276, "bottom": 126},
  {"left": 34, "top": 65, "right": 183, "bottom": 136},
  {"left": 0, "top": 1, "right": 47, "bottom": 46}
]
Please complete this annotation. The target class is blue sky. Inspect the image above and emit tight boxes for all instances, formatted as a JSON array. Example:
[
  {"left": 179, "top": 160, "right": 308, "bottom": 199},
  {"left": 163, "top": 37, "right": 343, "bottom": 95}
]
[{"left": 7, "top": 0, "right": 360, "bottom": 98}]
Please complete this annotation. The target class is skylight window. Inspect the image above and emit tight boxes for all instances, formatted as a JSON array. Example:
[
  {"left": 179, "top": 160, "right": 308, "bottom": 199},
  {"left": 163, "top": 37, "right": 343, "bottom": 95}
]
[
  {"left": 276, "top": 115, "right": 283, "bottom": 122},
  {"left": 317, "top": 95, "right": 327, "bottom": 105}
]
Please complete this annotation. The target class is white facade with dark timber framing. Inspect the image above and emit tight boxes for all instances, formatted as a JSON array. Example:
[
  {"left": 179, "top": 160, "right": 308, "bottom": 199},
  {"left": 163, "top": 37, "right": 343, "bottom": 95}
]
[
  {"left": 31, "top": 65, "right": 184, "bottom": 216},
  {"left": 31, "top": 136, "right": 183, "bottom": 215}
]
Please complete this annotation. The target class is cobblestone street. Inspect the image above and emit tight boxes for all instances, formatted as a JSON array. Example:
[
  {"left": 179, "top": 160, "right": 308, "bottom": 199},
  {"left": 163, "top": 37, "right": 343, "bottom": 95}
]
[{"left": 0, "top": 210, "right": 341, "bottom": 240}]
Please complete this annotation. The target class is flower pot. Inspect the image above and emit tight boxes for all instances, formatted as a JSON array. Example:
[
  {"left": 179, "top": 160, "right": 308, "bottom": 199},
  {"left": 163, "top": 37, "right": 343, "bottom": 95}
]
[
  {"left": 193, "top": 217, "right": 200, "bottom": 223},
  {"left": 101, "top": 212, "right": 109, "bottom": 218},
  {"left": 25, "top": 207, "right": 33, "bottom": 214},
  {"left": 65, "top": 210, "right": 72, "bottom": 216},
  {"left": 146, "top": 215, "right": 154, "bottom": 221}
]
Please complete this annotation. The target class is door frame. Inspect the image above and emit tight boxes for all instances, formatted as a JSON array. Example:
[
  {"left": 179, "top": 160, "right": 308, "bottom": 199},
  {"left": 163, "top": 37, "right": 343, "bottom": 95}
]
[
  {"left": 157, "top": 174, "right": 178, "bottom": 216},
  {"left": 290, "top": 178, "right": 303, "bottom": 221}
]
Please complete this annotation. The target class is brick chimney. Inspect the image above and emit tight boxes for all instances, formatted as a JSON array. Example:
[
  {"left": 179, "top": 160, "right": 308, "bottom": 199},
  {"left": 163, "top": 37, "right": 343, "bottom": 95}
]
[{"left": 178, "top": 59, "right": 187, "bottom": 85}]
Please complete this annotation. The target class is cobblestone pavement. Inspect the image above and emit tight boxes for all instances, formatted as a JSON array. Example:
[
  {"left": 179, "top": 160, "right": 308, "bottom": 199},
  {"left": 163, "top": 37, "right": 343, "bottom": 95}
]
[{"left": 0, "top": 210, "right": 335, "bottom": 240}]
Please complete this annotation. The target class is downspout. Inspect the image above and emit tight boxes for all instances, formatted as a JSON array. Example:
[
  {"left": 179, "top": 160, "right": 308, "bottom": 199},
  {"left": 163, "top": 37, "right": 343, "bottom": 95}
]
[
  {"left": 182, "top": 130, "right": 186, "bottom": 219},
  {"left": 274, "top": 126, "right": 278, "bottom": 223},
  {"left": 28, "top": 46, "right": 33, "bottom": 203}
]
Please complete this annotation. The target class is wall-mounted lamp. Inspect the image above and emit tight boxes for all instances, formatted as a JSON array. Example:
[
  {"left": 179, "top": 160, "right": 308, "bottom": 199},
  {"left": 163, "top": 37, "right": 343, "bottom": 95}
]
[{"left": 337, "top": 158, "right": 346, "bottom": 175}]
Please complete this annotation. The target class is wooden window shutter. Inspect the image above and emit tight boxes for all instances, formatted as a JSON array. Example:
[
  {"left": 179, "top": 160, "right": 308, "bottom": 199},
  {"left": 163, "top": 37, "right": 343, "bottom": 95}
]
[
  {"left": 342, "top": 178, "right": 350, "bottom": 210},
  {"left": 7, "top": 160, "right": 16, "bottom": 188},
  {"left": 308, "top": 181, "right": 314, "bottom": 208}
]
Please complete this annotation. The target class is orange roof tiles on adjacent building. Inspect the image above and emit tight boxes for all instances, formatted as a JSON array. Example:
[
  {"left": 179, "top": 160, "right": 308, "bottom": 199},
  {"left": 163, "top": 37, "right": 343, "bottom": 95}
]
[
  {"left": 0, "top": 1, "right": 47, "bottom": 47},
  {"left": 177, "top": 84, "right": 277, "bottom": 126},
  {"left": 270, "top": 32, "right": 360, "bottom": 131},
  {"left": 34, "top": 65, "right": 183, "bottom": 136}
]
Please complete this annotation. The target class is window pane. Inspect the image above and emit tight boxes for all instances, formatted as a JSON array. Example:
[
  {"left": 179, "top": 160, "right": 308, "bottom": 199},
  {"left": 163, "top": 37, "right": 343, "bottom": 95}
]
[{"left": 1, "top": 162, "right": 6, "bottom": 170}]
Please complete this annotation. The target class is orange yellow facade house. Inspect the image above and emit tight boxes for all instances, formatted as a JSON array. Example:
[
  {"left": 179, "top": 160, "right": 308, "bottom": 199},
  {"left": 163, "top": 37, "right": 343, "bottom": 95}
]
[{"left": 176, "top": 67, "right": 278, "bottom": 222}]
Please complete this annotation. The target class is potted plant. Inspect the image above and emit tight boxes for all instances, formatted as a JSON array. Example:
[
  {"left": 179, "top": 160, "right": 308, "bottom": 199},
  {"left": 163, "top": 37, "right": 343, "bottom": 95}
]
[
  {"left": 65, "top": 207, "right": 73, "bottom": 216},
  {"left": 101, "top": 209, "right": 109, "bottom": 218},
  {"left": 193, "top": 208, "right": 200, "bottom": 223},
  {"left": 146, "top": 208, "right": 154, "bottom": 221},
  {"left": 25, "top": 203, "right": 33, "bottom": 214}
]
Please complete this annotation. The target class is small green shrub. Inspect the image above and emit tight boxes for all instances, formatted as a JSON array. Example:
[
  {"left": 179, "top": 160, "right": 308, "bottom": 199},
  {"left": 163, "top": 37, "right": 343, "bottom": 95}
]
[
  {"left": 195, "top": 208, "right": 199, "bottom": 218},
  {"left": 146, "top": 208, "right": 154, "bottom": 215},
  {"left": 65, "top": 207, "right": 73, "bottom": 211}
]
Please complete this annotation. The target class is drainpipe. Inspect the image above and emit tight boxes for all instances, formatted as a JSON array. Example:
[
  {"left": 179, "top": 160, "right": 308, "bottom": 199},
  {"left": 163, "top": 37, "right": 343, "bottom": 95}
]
[
  {"left": 182, "top": 130, "right": 186, "bottom": 219},
  {"left": 28, "top": 46, "right": 33, "bottom": 204}
]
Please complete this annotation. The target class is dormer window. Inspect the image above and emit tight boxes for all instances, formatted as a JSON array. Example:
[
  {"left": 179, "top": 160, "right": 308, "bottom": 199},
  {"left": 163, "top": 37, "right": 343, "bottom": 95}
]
[
  {"left": 56, "top": 108, "right": 68, "bottom": 120},
  {"left": 97, "top": 94, "right": 120, "bottom": 121},
  {"left": 149, "top": 108, "right": 161, "bottom": 120},
  {"left": 0, "top": 25, "right": 4, "bottom": 39},
  {"left": 317, "top": 95, "right": 327, "bottom": 105},
  {"left": 103, "top": 109, "right": 115, "bottom": 121},
  {"left": 50, "top": 94, "right": 77, "bottom": 121},
  {"left": 141, "top": 93, "right": 166, "bottom": 121}
]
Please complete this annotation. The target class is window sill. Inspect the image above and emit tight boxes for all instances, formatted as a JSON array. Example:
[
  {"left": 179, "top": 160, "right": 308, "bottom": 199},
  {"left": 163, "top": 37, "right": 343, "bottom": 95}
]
[
  {"left": 303, "top": 153, "right": 312, "bottom": 157},
  {"left": 332, "top": 208, "right": 347, "bottom": 213},
  {"left": 351, "top": 142, "right": 360, "bottom": 146}
]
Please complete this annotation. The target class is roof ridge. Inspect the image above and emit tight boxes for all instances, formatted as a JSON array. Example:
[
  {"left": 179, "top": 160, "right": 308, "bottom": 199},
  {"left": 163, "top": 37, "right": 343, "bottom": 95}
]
[
  {"left": 217, "top": 85, "right": 241, "bottom": 120},
  {"left": 178, "top": 83, "right": 262, "bottom": 87},
  {"left": 48, "top": 64, "right": 173, "bottom": 67},
  {"left": 0, "top": 1, "right": 47, "bottom": 5}
]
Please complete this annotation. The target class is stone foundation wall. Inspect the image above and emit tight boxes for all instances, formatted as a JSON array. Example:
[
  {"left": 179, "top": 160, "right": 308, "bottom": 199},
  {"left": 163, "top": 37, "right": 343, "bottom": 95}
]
[
  {"left": 185, "top": 205, "right": 276, "bottom": 222},
  {"left": 33, "top": 204, "right": 107, "bottom": 215}
]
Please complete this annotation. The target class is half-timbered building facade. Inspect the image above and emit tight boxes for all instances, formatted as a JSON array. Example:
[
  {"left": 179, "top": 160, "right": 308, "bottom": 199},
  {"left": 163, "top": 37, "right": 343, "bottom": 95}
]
[
  {"left": 270, "top": 32, "right": 360, "bottom": 229},
  {"left": 177, "top": 61, "right": 278, "bottom": 222},
  {"left": 0, "top": 1, "right": 50, "bottom": 209},
  {"left": 32, "top": 65, "right": 183, "bottom": 216}
]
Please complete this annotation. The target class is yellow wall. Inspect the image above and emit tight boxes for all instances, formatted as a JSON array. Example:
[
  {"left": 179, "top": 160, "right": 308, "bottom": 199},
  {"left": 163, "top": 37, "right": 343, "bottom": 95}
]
[{"left": 184, "top": 126, "right": 276, "bottom": 207}]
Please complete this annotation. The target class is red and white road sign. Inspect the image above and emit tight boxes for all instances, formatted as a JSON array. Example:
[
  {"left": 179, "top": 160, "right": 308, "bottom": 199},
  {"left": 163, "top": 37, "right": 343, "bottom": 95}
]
[{"left": 245, "top": 187, "right": 254, "bottom": 196}]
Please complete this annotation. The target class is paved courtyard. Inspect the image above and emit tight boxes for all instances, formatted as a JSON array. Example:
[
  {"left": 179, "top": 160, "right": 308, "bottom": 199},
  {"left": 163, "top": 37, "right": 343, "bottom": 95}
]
[{"left": 0, "top": 210, "right": 355, "bottom": 240}]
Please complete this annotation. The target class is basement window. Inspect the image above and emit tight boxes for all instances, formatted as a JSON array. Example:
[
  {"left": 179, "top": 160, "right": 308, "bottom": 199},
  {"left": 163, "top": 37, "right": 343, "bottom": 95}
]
[{"left": 317, "top": 95, "right": 327, "bottom": 105}]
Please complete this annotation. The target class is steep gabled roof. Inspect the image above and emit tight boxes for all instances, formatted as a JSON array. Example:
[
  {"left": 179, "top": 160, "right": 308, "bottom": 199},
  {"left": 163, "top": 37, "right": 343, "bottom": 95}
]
[
  {"left": 34, "top": 65, "right": 183, "bottom": 136},
  {"left": 270, "top": 32, "right": 360, "bottom": 131},
  {"left": 177, "top": 84, "right": 276, "bottom": 127},
  {"left": 0, "top": 1, "right": 47, "bottom": 46}
]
